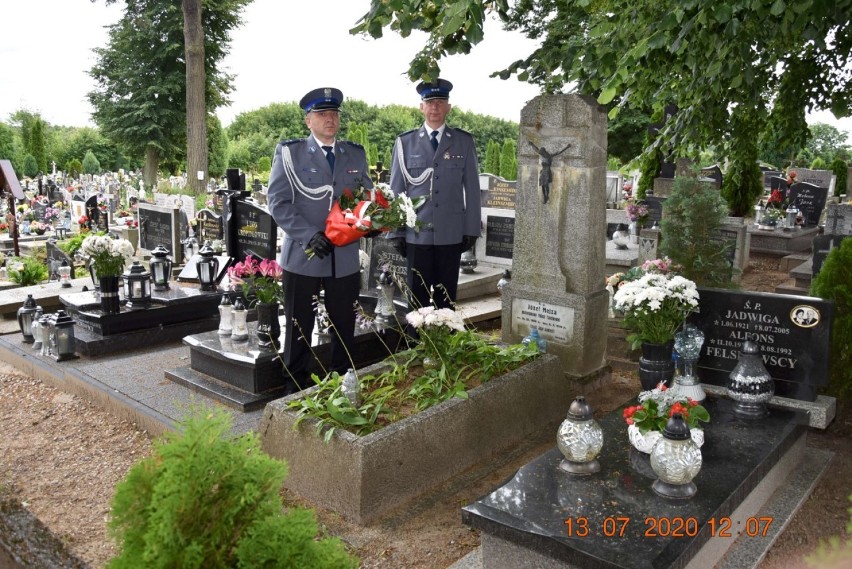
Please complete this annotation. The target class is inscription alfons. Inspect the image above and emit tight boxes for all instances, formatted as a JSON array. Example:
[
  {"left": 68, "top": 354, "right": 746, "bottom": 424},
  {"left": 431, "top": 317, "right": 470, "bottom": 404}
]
[{"left": 691, "top": 288, "right": 832, "bottom": 402}]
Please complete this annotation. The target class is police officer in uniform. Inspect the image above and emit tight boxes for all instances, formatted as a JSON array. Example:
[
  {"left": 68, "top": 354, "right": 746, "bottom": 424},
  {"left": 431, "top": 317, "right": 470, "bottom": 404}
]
[
  {"left": 388, "top": 79, "right": 481, "bottom": 310},
  {"left": 267, "top": 87, "right": 373, "bottom": 388}
]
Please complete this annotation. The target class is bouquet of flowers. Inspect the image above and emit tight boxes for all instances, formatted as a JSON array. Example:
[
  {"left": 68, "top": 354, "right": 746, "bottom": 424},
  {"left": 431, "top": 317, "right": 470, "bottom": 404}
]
[
  {"left": 612, "top": 270, "right": 699, "bottom": 350},
  {"left": 308, "top": 184, "right": 425, "bottom": 258},
  {"left": 0, "top": 222, "right": 8, "bottom": 232},
  {"left": 405, "top": 306, "right": 466, "bottom": 361},
  {"left": 626, "top": 200, "right": 649, "bottom": 224},
  {"left": 43, "top": 206, "right": 61, "bottom": 224},
  {"left": 226, "top": 255, "right": 283, "bottom": 305},
  {"left": 623, "top": 383, "right": 710, "bottom": 434},
  {"left": 622, "top": 181, "right": 633, "bottom": 200},
  {"left": 80, "top": 234, "right": 135, "bottom": 277},
  {"left": 31, "top": 221, "right": 49, "bottom": 235}
]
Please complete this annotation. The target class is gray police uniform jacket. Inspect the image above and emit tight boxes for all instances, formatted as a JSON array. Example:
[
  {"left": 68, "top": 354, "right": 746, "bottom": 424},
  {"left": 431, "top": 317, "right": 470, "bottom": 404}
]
[
  {"left": 267, "top": 135, "right": 373, "bottom": 277},
  {"left": 389, "top": 125, "right": 481, "bottom": 246}
]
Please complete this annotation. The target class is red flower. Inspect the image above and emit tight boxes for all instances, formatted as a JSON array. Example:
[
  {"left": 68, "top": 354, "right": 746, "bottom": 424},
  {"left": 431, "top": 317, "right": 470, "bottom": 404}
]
[
  {"left": 626, "top": 418, "right": 635, "bottom": 425},
  {"left": 768, "top": 189, "right": 783, "bottom": 204}
]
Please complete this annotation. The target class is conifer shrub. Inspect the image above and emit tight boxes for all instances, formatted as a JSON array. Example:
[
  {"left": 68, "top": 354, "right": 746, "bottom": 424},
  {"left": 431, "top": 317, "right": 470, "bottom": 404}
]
[
  {"left": 810, "top": 238, "right": 852, "bottom": 401},
  {"left": 659, "top": 176, "right": 738, "bottom": 288},
  {"left": 107, "top": 408, "right": 356, "bottom": 569},
  {"left": 636, "top": 146, "right": 662, "bottom": 200},
  {"left": 830, "top": 158, "right": 848, "bottom": 198}
]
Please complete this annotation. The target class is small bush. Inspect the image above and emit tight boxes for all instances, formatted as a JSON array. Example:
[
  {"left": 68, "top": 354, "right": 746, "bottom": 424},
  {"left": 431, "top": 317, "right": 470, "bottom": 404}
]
[
  {"left": 8, "top": 256, "right": 48, "bottom": 286},
  {"left": 107, "top": 408, "right": 356, "bottom": 569},
  {"left": 830, "top": 158, "right": 848, "bottom": 198},
  {"left": 810, "top": 238, "right": 852, "bottom": 401}
]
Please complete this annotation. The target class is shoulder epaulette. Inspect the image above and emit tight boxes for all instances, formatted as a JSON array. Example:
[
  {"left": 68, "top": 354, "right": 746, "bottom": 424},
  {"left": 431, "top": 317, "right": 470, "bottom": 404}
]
[
  {"left": 342, "top": 140, "right": 364, "bottom": 149},
  {"left": 451, "top": 127, "right": 472, "bottom": 136},
  {"left": 399, "top": 128, "right": 419, "bottom": 137},
  {"left": 278, "top": 138, "right": 302, "bottom": 146}
]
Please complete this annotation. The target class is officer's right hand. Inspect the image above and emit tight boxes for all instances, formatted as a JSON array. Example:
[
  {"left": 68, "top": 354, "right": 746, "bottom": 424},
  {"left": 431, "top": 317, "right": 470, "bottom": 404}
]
[
  {"left": 307, "top": 232, "right": 333, "bottom": 259},
  {"left": 389, "top": 237, "right": 407, "bottom": 258}
]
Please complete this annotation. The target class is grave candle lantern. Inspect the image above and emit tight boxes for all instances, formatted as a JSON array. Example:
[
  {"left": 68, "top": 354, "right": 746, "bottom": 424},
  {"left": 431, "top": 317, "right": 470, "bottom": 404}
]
[
  {"left": 231, "top": 296, "right": 248, "bottom": 341},
  {"left": 650, "top": 413, "right": 702, "bottom": 499},
  {"left": 374, "top": 269, "right": 395, "bottom": 326},
  {"left": 195, "top": 241, "right": 219, "bottom": 291},
  {"left": 218, "top": 293, "right": 233, "bottom": 336},
  {"left": 556, "top": 396, "right": 603, "bottom": 475},
  {"left": 58, "top": 261, "right": 72, "bottom": 288},
  {"left": 727, "top": 336, "right": 774, "bottom": 418},
  {"left": 30, "top": 308, "right": 44, "bottom": 351},
  {"left": 50, "top": 310, "right": 79, "bottom": 362},
  {"left": 149, "top": 245, "right": 173, "bottom": 290},
  {"left": 16, "top": 294, "right": 42, "bottom": 343},
  {"left": 673, "top": 324, "right": 706, "bottom": 402},
  {"left": 122, "top": 260, "right": 152, "bottom": 310},
  {"left": 460, "top": 247, "right": 477, "bottom": 274},
  {"left": 785, "top": 203, "right": 799, "bottom": 229}
]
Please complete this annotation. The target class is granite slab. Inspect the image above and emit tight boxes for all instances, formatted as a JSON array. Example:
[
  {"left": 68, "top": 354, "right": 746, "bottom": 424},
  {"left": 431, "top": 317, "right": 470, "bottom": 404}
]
[{"left": 462, "top": 397, "right": 807, "bottom": 569}]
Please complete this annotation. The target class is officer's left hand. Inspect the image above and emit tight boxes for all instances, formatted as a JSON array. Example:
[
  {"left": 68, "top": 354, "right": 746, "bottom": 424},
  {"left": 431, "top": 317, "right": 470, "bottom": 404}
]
[
  {"left": 365, "top": 230, "right": 382, "bottom": 238},
  {"left": 461, "top": 235, "right": 478, "bottom": 252}
]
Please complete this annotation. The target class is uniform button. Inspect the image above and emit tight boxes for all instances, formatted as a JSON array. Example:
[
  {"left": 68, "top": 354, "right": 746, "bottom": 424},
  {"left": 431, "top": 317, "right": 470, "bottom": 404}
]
[{"left": 435, "top": 190, "right": 439, "bottom": 194}]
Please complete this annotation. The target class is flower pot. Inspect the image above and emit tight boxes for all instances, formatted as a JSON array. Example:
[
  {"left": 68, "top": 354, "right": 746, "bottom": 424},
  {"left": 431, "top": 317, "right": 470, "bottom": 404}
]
[
  {"left": 638, "top": 341, "right": 675, "bottom": 390},
  {"left": 255, "top": 301, "right": 281, "bottom": 350},
  {"left": 628, "top": 423, "right": 704, "bottom": 454},
  {"left": 99, "top": 275, "right": 121, "bottom": 314}
]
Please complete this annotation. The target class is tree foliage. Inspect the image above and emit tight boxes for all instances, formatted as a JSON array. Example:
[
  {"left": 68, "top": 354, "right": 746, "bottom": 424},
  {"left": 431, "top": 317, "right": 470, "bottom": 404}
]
[
  {"left": 484, "top": 140, "right": 500, "bottom": 174},
  {"left": 82, "top": 150, "right": 102, "bottom": 175},
  {"left": 107, "top": 407, "right": 356, "bottom": 568},
  {"left": 500, "top": 139, "right": 517, "bottom": 180},
  {"left": 21, "top": 154, "right": 38, "bottom": 178},
  {"left": 353, "top": 0, "right": 852, "bottom": 196},
  {"left": 28, "top": 117, "right": 48, "bottom": 174},
  {"left": 831, "top": 158, "right": 848, "bottom": 197}
]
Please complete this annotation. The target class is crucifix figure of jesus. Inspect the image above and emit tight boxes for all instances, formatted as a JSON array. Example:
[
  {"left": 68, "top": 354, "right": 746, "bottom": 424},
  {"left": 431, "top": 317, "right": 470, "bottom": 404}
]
[{"left": 529, "top": 141, "right": 571, "bottom": 204}]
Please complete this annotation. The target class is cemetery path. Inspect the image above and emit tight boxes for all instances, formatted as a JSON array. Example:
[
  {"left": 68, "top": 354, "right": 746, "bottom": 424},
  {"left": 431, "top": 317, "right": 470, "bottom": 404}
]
[{"left": 0, "top": 253, "right": 849, "bottom": 568}]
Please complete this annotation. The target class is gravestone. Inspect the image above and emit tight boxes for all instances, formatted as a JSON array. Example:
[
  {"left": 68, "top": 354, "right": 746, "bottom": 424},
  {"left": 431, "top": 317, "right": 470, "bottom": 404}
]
[
  {"left": 794, "top": 168, "right": 833, "bottom": 188},
  {"left": 45, "top": 239, "right": 74, "bottom": 281},
  {"left": 477, "top": 174, "right": 517, "bottom": 268},
  {"left": 769, "top": 176, "right": 788, "bottom": 192},
  {"left": 31, "top": 201, "right": 47, "bottom": 223},
  {"left": 362, "top": 239, "right": 407, "bottom": 299},
  {"left": 643, "top": 195, "right": 665, "bottom": 226},
  {"left": 84, "top": 195, "right": 109, "bottom": 232},
  {"left": 823, "top": 202, "right": 852, "bottom": 236},
  {"left": 605, "top": 172, "right": 621, "bottom": 205},
  {"left": 138, "top": 203, "right": 181, "bottom": 260},
  {"left": 700, "top": 164, "right": 723, "bottom": 188},
  {"left": 229, "top": 199, "right": 277, "bottom": 261},
  {"left": 812, "top": 234, "right": 850, "bottom": 277},
  {"left": 763, "top": 170, "right": 782, "bottom": 188},
  {"left": 48, "top": 182, "right": 64, "bottom": 205},
  {"left": 788, "top": 182, "right": 829, "bottom": 226},
  {"left": 502, "top": 94, "right": 608, "bottom": 376},
  {"left": 194, "top": 208, "right": 224, "bottom": 245},
  {"left": 691, "top": 287, "right": 833, "bottom": 401}
]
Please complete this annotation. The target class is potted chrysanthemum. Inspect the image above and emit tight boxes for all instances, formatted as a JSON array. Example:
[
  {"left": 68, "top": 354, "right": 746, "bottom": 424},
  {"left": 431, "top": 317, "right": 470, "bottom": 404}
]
[
  {"left": 80, "top": 234, "right": 135, "bottom": 313},
  {"left": 623, "top": 382, "right": 710, "bottom": 453},
  {"left": 612, "top": 269, "right": 699, "bottom": 389}
]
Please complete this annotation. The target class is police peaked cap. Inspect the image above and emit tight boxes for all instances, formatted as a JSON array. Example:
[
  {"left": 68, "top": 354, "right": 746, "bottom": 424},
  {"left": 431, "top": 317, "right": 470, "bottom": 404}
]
[
  {"left": 300, "top": 87, "right": 344, "bottom": 112},
  {"left": 416, "top": 79, "right": 453, "bottom": 100}
]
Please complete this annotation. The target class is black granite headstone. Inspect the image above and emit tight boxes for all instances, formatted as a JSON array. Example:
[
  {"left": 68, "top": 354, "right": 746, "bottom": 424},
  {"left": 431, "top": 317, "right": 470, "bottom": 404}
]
[
  {"left": 138, "top": 203, "right": 180, "bottom": 259},
  {"left": 31, "top": 201, "right": 47, "bottom": 223},
  {"left": 700, "top": 164, "right": 723, "bottom": 188},
  {"left": 485, "top": 215, "right": 515, "bottom": 259},
  {"left": 788, "top": 182, "right": 829, "bottom": 227},
  {"left": 690, "top": 287, "right": 833, "bottom": 401},
  {"left": 768, "top": 176, "right": 788, "bottom": 192},
  {"left": 643, "top": 196, "right": 665, "bottom": 225},
  {"left": 812, "top": 234, "right": 851, "bottom": 277},
  {"left": 45, "top": 239, "right": 74, "bottom": 281},
  {"left": 195, "top": 208, "right": 224, "bottom": 244},
  {"left": 232, "top": 200, "right": 277, "bottom": 261},
  {"left": 762, "top": 170, "right": 782, "bottom": 188},
  {"left": 84, "top": 195, "right": 101, "bottom": 231},
  {"left": 365, "top": 239, "right": 407, "bottom": 299}
]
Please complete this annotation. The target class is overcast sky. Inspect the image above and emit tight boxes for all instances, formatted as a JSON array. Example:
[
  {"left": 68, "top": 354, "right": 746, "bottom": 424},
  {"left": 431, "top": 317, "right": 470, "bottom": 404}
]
[{"left": 1, "top": 0, "right": 849, "bottom": 142}]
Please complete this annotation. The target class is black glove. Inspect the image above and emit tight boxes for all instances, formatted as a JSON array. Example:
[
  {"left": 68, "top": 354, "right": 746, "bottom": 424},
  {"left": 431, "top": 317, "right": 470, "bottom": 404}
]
[
  {"left": 365, "top": 230, "right": 382, "bottom": 238},
  {"left": 307, "top": 232, "right": 333, "bottom": 259},
  {"left": 389, "top": 237, "right": 407, "bottom": 258},
  {"left": 461, "top": 235, "right": 478, "bottom": 252}
]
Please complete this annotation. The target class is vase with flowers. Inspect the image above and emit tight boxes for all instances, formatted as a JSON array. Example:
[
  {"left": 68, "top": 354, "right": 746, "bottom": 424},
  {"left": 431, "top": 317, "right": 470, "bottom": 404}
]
[
  {"left": 404, "top": 306, "right": 467, "bottom": 369},
  {"left": 80, "top": 234, "right": 136, "bottom": 313},
  {"left": 612, "top": 265, "right": 699, "bottom": 389},
  {"left": 226, "top": 255, "right": 284, "bottom": 349},
  {"left": 626, "top": 200, "right": 649, "bottom": 243},
  {"left": 623, "top": 383, "right": 710, "bottom": 453}
]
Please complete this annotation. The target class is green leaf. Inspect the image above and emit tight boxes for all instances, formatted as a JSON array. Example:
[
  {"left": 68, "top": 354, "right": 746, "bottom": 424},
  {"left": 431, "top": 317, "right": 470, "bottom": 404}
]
[
  {"left": 598, "top": 86, "right": 618, "bottom": 105},
  {"left": 770, "top": 0, "right": 786, "bottom": 16}
]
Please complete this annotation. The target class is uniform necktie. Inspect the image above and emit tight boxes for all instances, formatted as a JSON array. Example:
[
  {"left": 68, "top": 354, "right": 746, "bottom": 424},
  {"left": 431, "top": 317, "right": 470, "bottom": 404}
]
[
  {"left": 322, "top": 145, "right": 335, "bottom": 171},
  {"left": 430, "top": 130, "right": 439, "bottom": 152}
]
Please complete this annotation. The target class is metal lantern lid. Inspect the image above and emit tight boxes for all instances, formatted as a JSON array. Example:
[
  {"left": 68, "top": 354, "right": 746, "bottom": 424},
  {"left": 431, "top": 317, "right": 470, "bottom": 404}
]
[
  {"left": 220, "top": 293, "right": 232, "bottom": 306},
  {"left": 566, "top": 396, "right": 594, "bottom": 421},
  {"left": 20, "top": 294, "right": 38, "bottom": 312},
  {"left": 124, "top": 259, "right": 149, "bottom": 279},
  {"left": 53, "top": 310, "right": 74, "bottom": 327},
  {"left": 662, "top": 413, "right": 691, "bottom": 441},
  {"left": 151, "top": 245, "right": 170, "bottom": 259},
  {"left": 199, "top": 240, "right": 215, "bottom": 257},
  {"left": 232, "top": 296, "right": 246, "bottom": 311}
]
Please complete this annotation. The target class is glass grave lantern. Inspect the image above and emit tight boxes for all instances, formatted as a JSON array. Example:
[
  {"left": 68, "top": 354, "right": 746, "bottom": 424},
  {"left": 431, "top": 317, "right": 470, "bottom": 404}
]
[
  {"left": 650, "top": 413, "right": 702, "bottom": 499},
  {"left": 122, "top": 260, "right": 152, "bottom": 310},
  {"left": 17, "top": 294, "right": 42, "bottom": 343},
  {"left": 785, "top": 202, "right": 799, "bottom": 229},
  {"left": 30, "top": 308, "right": 45, "bottom": 351},
  {"left": 727, "top": 335, "right": 774, "bottom": 418},
  {"left": 496, "top": 269, "right": 511, "bottom": 296},
  {"left": 218, "top": 293, "right": 233, "bottom": 336},
  {"left": 149, "top": 245, "right": 173, "bottom": 290},
  {"left": 460, "top": 247, "right": 477, "bottom": 274},
  {"left": 611, "top": 223, "right": 629, "bottom": 250},
  {"left": 374, "top": 268, "right": 396, "bottom": 326},
  {"left": 58, "top": 261, "right": 72, "bottom": 288},
  {"left": 556, "top": 396, "right": 603, "bottom": 475},
  {"left": 230, "top": 297, "right": 249, "bottom": 341},
  {"left": 195, "top": 241, "right": 219, "bottom": 291},
  {"left": 49, "top": 310, "right": 79, "bottom": 362},
  {"left": 673, "top": 324, "right": 706, "bottom": 402}
]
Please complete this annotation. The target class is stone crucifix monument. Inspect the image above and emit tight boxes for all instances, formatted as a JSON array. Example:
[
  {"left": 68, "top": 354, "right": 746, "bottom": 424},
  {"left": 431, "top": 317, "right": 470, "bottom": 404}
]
[{"left": 501, "top": 94, "right": 608, "bottom": 377}]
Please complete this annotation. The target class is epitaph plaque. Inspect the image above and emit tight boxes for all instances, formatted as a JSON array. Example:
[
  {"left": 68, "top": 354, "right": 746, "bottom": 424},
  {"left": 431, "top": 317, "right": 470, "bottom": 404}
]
[
  {"left": 511, "top": 298, "right": 574, "bottom": 343},
  {"left": 481, "top": 175, "right": 517, "bottom": 210},
  {"left": 485, "top": 215, "right": 515, "bottom": 259},
  {"left": 794, "top": 168, "right": 833, "bottom": 188},
  {"left": 194, "top": 208, "right": 224, "bottom": 244},
  {"left": 824, "top": 203, "right": 852, "bottom": 236},
  {"left": 232, "top": 200, "right": 277, "bottom": 260},
  {"left": 138, "top": 203, "right": 181, "bottom": 259},
  {"left": 788, "top": 182, "right": 829, "bottom": 226},
  {"left": 363, "top": 239, "right": 407, "bottom": 299},
  {"left": 691, "top": 287, "right": 833, "bottom": 401}
]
